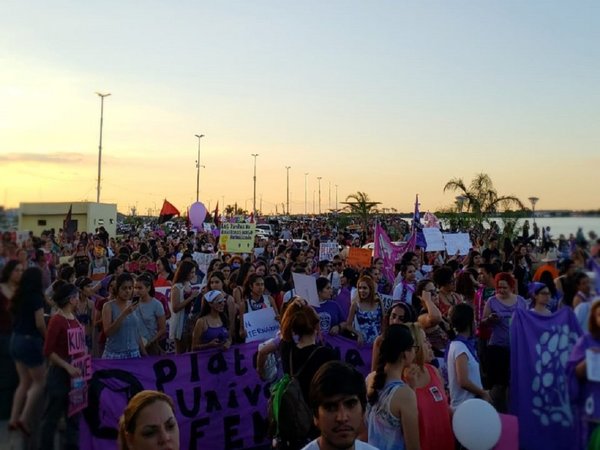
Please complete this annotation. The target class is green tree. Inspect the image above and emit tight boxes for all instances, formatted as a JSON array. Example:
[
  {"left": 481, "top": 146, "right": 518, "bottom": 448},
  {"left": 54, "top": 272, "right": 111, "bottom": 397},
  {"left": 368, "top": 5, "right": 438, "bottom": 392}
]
[
  {"left": 341, "top": 191, "right": 381, "bottom": 238},
  {"left": 443, "top": 173, "right": 526, "bottom": 232}
]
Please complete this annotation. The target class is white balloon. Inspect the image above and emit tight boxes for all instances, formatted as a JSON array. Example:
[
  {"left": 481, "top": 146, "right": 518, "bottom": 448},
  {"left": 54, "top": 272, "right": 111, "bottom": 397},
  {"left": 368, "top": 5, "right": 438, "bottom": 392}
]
[{"left": 452, "top": 399, "right": 501, "bottom": 450}]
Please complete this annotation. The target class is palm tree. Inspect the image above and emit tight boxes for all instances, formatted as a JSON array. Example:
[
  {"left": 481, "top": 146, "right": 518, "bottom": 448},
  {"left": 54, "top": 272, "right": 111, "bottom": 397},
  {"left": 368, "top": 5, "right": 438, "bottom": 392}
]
[
  {"left": 443, "top": 173, "right": 525, "bottom": 229},
  {"left": 341, "top": 191, "right": 381, "bottom": 238}
]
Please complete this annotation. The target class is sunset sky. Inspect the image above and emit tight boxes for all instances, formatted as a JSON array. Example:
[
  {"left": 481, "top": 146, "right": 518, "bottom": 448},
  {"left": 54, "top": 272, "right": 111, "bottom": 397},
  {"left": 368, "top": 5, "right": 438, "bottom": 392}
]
[{"left": 1, "top": 1, "right": 598, "bottom": 215}]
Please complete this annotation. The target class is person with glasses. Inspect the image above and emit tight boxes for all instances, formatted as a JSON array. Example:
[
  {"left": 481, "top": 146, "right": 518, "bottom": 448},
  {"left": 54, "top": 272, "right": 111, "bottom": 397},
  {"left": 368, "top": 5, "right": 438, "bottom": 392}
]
[{"left": 528, "top": 282, "right": 553, "bottom": 317}]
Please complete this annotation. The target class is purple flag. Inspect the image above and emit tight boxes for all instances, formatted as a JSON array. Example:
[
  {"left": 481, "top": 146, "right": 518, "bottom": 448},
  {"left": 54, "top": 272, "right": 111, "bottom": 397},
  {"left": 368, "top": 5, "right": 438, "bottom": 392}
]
[
  {"left": 412, "top": 194, "right": 427, "bottom": 249},
  {"left": 79, "top": 336, "right": 373, "bottom": 449},
  {"left": 510, "top": 308, "right": 582, "bottom": 450}
]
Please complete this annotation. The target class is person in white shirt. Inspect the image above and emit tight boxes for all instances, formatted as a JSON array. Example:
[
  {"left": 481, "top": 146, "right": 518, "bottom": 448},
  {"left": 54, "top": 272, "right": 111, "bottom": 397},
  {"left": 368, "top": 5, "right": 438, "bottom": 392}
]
[
  {"left": 302, "top": 361, "right": 379, "bottom": 450},
  {"left": 447, "top": 303, "right": 492, "bottom": 410}
]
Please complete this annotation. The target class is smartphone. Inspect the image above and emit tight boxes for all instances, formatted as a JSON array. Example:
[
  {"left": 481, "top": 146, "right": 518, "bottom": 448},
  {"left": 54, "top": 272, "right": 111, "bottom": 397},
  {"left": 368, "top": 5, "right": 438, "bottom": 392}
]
[{"left": 132, "top": 296, "right": 140, "bottom": 305}]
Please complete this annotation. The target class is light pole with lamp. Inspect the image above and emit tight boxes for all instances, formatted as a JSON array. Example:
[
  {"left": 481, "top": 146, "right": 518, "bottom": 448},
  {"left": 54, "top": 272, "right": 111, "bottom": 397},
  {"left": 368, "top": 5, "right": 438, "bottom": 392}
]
[
  {"left": 317, "top": 177, "right": 322, "bottom": 215},
  {"left": 528, "top": 197, "right": 539, "bottom": 225},
  {"left": 304, "top": 173, "right": 309, "bottom": 215},
  {"left": 96, "top": 92, "right": 111, "bottom": 203},
  {"left": 285, "top": 166, "right": 291, "bottom": 215},
  {"left": 251, "top": 154, "right": 259, "bottom": 217},
  {"left": 194, "top": 134, "right": 204, "bottom": 202}
]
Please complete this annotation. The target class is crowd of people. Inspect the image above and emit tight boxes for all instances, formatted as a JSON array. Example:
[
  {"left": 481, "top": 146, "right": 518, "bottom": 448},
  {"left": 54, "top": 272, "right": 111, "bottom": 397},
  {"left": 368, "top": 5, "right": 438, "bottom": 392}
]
[{"left": 0, "top": 215, "right": 598, "bottom": 449}]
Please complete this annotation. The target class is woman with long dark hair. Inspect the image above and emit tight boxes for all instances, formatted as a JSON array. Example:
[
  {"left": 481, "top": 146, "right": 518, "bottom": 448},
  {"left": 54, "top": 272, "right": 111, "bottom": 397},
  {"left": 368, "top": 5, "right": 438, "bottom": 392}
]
[
  {"left": 39, "top": 283, "right": 84, "bottom": 449},
  {"left": 102, "top": 273, "right": 146, "bottom": 359},
  {"left": 169, "top": 261, "right": 200, "bottom": 354},
  {"left": 0, "top": 261, "right": 22, "bottom": 419},
  {"left": 191, "top": 290, "right": 231, "bottom": 350},
  {"left": 8, "top": 267, "right": 47, "bottom": 436},
  {"left": 366, "top": 324, "right": 420, "bottom": 450}
]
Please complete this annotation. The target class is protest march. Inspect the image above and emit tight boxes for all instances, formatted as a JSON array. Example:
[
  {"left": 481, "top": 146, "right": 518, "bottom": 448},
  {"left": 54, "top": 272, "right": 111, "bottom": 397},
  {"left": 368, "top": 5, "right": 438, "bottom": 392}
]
[{"left": 0, "top": 198, "right": 599, "bottom": 450}]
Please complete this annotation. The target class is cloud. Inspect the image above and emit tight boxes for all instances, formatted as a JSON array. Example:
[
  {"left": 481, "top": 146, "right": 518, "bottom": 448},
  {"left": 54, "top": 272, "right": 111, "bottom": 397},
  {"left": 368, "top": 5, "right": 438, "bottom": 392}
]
[{"left": 0, "top": 152, "right": 86, "bottom": 164}]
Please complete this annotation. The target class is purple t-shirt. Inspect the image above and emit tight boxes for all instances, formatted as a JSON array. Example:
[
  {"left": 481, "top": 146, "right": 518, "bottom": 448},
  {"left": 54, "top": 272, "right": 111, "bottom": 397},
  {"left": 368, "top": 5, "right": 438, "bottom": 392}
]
[
  {"left": 314, "top": 300, "right": 344, "bottom": 334},
  {"left": 334, "top": 287, "right": 352, "bottom": 321},
  {"left": 488, "top": 295, "right": 528, "bottom": 347}
]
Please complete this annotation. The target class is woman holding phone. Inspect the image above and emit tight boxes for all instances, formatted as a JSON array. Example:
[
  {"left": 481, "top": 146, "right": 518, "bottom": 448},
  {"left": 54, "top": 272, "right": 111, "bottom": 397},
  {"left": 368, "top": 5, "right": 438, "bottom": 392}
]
[{"left": 102, "top": 273, "right": 146, "bottom": 359}]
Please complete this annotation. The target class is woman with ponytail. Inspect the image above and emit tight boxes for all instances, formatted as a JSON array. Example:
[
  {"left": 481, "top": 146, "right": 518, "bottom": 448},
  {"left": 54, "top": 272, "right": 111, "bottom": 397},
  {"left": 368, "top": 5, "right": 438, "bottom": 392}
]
[
  {"left": 447, "top": 303, "right": 491, "bottom": 410},
  {"left": 366, "top": 324, "right": 420, "bottom": 450}
]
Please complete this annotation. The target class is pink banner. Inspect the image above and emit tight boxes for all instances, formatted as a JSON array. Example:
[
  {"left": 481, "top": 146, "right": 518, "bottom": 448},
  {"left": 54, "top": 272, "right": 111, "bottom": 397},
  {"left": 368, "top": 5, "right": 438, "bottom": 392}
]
[{"left": 374, "top": 222, "right": 416, "bottom": 283}]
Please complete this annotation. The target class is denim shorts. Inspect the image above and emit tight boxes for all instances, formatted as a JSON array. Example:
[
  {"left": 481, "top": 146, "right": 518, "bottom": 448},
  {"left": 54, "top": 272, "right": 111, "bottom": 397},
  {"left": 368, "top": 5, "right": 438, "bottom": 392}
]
[{"left": 9, "top": 333, "right": 45, "bottom": 368}]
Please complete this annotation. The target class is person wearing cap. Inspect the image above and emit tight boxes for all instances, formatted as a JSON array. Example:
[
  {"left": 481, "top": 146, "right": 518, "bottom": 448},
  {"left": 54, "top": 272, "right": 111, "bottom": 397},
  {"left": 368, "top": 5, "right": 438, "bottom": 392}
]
[
  {"left": 533, "top": 249, "right": 560, "bottom": 282},
  {"left": 39, "top": 283, "right": 84, "bottom": 449},
  {"left": 191, "top": 290, "right": 231, "bottom": 350}
]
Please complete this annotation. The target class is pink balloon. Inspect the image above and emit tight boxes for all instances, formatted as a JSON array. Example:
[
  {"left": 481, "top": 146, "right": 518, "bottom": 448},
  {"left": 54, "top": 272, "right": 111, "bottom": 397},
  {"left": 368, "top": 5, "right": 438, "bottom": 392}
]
[{"left": 189, "top": 202, "right": 207, "bottom": 228}]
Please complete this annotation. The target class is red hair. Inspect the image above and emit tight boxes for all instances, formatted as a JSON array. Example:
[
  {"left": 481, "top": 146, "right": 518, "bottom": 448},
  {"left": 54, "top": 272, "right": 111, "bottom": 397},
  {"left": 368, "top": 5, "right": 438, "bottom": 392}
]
[{"left": 494, "top": 272, "right": 516, "bottom": 290}]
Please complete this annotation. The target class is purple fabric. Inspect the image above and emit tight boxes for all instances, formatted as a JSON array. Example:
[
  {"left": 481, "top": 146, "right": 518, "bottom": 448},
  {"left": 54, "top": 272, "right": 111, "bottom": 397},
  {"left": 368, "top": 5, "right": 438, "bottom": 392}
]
[
  {"left": 488, "top": 295, "right": 528, "bottom": 347},
  {"left": 510, "top": 308, "right": 582, "bottom": 450},
  {"left": 374, "top": 222, "right": 416, "bottom": 286},
  {"left": 314, "top": 300, "right": 344, "bottom": 334},
  {"left": 334, "top": 287, "right": 352, "bottom": 320},
  {"left": 567, "top": 333, "right": 600, "bottom": 449},
  {"left": 79, "top": 336, "right": 374, "bottom": 449}
]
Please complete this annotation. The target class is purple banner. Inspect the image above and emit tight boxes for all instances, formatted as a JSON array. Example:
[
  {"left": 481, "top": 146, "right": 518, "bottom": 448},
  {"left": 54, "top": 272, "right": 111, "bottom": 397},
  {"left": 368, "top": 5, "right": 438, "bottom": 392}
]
[
  {"left": 79, "top": 336, "right": 373, "bottom": 449},
  {"left": 510, "top": 308, "right": 582, "bottom": 450}
]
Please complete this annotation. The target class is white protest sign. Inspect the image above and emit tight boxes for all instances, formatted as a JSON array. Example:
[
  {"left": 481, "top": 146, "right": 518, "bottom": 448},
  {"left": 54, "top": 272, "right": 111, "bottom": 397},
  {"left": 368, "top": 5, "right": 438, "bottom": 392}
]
[
  {"left": 243, "top": 308, "right": 280, "bottom": 343},
  {"left": 193, "top": 252, "right": 216, "bottom": 274},
  {"left": 379, "top": 293, "right": 395, "bottom": 313},
  {"left": 319, "top": 242, "right": 339, "bottom": 262},
  {"left": 203, "top": 223, "right": 212, "bottom": 233},
  {"left": 292, "top": 273, "right": 320, "bottom": 307},
  {"left": 423, "top": 228, "right": 446, "bottom": 252},
  {"left": 443, "top": 232, "right": 472, "bottom": 256}
]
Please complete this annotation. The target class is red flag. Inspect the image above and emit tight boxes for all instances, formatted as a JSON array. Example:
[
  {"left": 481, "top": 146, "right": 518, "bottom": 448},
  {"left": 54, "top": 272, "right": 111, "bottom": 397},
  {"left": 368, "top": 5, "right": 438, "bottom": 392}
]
[{"left": 159, "top": 199, "right": 180, "bottom": 223}]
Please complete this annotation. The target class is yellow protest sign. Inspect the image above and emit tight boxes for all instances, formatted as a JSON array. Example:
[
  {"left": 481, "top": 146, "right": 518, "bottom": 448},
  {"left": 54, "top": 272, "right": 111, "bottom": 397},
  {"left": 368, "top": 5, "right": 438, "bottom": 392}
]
[{"left": 219, "top": 223, "right": 256, "bottom": 253}]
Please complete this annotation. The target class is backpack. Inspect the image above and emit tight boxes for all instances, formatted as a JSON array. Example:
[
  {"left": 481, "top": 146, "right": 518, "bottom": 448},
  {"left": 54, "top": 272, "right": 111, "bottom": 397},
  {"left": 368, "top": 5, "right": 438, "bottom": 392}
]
[{"left": 268, "top": 347, "right": 320, "bottom": 448}]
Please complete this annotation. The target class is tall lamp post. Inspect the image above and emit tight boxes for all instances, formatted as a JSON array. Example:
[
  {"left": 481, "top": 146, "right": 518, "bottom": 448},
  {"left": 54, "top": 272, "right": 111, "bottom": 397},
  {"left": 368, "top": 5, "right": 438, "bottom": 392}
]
[
  {"left": 304, "top": 172, "right": 309, "bottom": 215},
  {"left": 96, "top": 92, "right": 111, "bottom": 203},
  {"left": 317, "top": 177, "right": 322, "bottom": 215},
  {"left": 285, "top": 166, "right": 291, "bottom": 215},
  {"left": 335, "top": 184, "right": 338, "bottom": 211},
  {"left": 528, "top": 196, "right": 539, "bottom": 225},
  {"left": 251, "top": 154, "right": 259, "bottom": 216},
  {"left": 194, "top": 134, "right": 204, "bottom": 202}
]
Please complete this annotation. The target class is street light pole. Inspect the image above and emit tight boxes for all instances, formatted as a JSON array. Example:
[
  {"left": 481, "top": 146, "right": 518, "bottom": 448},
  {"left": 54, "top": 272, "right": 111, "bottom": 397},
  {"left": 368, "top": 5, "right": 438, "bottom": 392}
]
[
  {"left": 528, "top": 196, "right": 539, "bottom": 224},
  {"left": 335, "top": 184, "right": 338, "bottom": 211},
  {"left": 195, "top": 134, "right": 204, "bottom": 202},
  {"left": 252, "top": 154, "right": 259, "bottom": 217},
  {"left": 285, "top": 166, "right": 291, "bottom": 215},
  {"left": 304, "top": 173, "right": 309, "bottom": 215},
  {"left": 96, "top": 92, "right": 111, "bottom": 203},
  {"left": 317, "top": 177, "right": 322, "bottom": 215}
]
